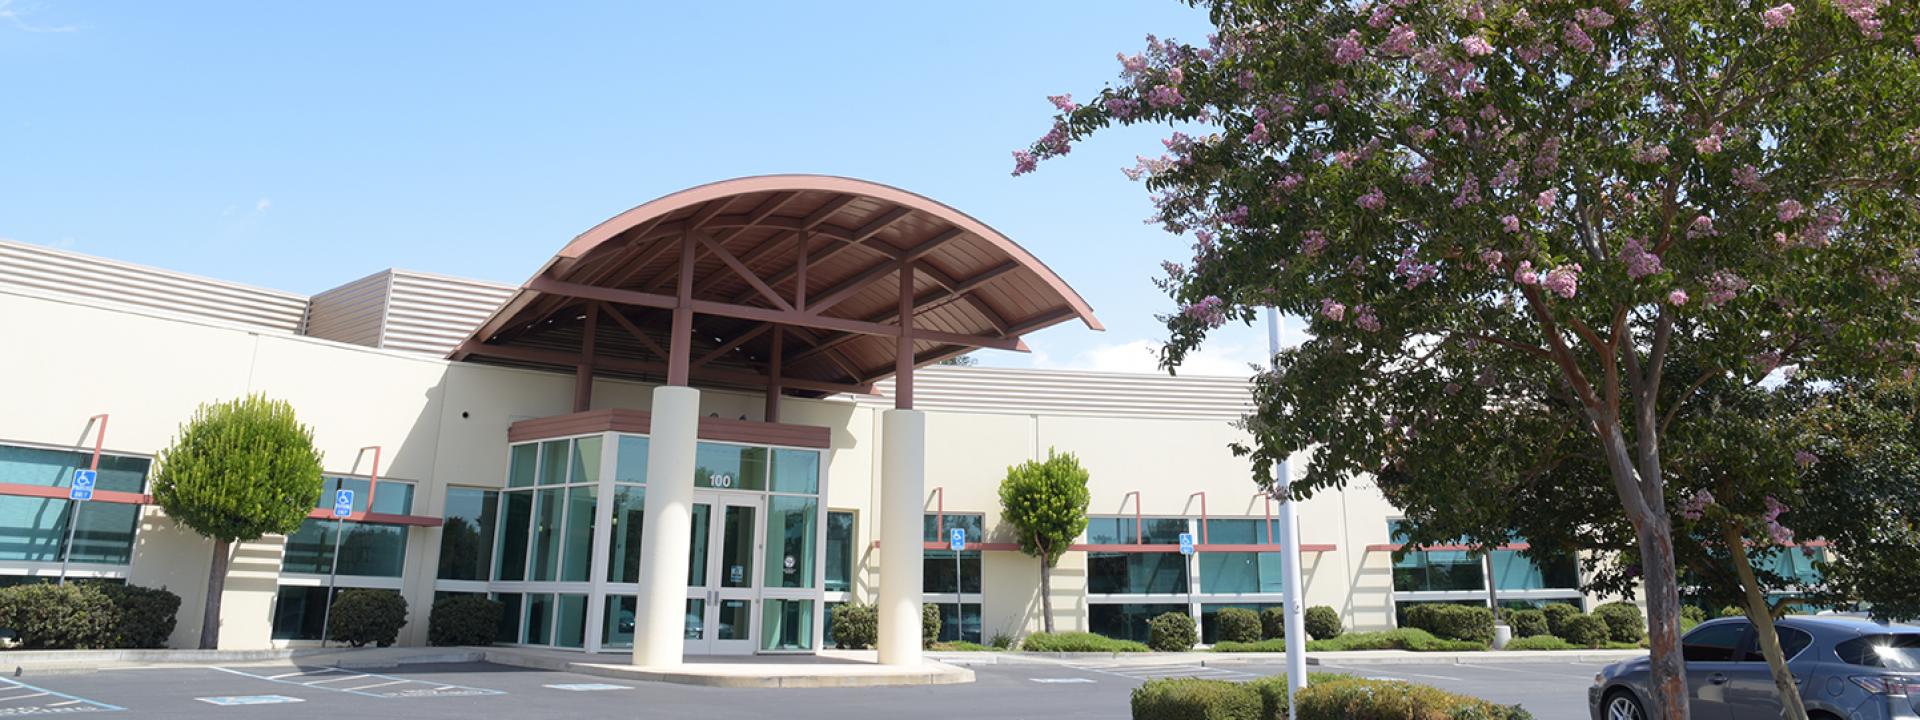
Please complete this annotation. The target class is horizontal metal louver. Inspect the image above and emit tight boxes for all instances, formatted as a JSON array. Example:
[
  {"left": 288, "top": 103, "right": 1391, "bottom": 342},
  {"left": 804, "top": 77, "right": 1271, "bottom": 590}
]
[
  {"left": 0, "top": 240, "right": 308, "bottom": 334},
  {"left": 865, "top": 366, "right": 1255, "bottom": 421},
  {"left": 380, "top": 271, "right": 513, "bottom": 357}
]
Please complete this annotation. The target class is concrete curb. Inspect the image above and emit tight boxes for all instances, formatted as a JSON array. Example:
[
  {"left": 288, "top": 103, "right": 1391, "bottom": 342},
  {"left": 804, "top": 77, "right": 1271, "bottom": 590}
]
[
  {"left": 482, "top": 647, "right": 974, "bottom": 688},
  {"left": 0, "top": 647, "right": 487, "bottom": 674}
]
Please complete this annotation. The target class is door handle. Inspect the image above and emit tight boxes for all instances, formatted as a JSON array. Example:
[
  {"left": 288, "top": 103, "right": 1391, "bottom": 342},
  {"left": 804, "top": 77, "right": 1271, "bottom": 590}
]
[{"left": 1709, "top": 673, "right": 1728, "bottom": 685}]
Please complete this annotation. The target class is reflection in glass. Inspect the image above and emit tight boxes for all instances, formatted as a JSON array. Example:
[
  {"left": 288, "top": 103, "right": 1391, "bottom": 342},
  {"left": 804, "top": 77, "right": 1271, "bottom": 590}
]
[
  {"left": 561, "top": 486, "right": 596, "bottom": 582},
  {"left": 765, "top": 496, "right": 816, "bottom": 589},
  {"left": 606, "top": 487, "right": 645, "bottom": 583},
  {"left": 688, "top": 504, "right": 710, "bottom": 587},
  {"left": 556, "top": 594, "right": 587, "bottom": 648},
  {"left": 760, "top": 599, "right": 814, "bottom": 651},
  {"left": 437, "top": 488, "right": 496, "bottom": 581},
  {"left": 530, "top": 488, "right": 562, "bottom": 581},
  {"left": 539, "top": 440, "right": 570, "bottom": 485},
  {"left": 615, "top": 436, "right": 649, "bottom": 484},
  {"left": 495, "top": 492, "right": 532, "bottom": 581},
  {"left": 720, "top": 505, "right": 755, "bottom": 589}
]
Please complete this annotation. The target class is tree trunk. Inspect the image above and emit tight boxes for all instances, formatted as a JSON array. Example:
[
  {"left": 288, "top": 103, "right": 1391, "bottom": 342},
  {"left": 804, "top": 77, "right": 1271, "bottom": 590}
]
[
  {"left": 1637, "top": 516, "right": 1692, "bottom": 720},
  {"left": 1039, "top": 548, "right": 1056, "bottom": 634},
  {"left": 199, "top": 537, "right": 231, "bottom": 650},
  {"left": 1725, "top": 523, "right": 1811, "bottom": 720}
]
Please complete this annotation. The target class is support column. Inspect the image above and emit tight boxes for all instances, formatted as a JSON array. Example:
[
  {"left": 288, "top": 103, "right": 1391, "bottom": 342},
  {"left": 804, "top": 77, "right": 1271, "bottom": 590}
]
[
  {"left": 573, "top": 305, "right": 598, "bottom": 412},
  {"left": 876, "top": 408, "right": 926, "bottom": 665},
  {"left": 631, "top": 385, "right": 700, "bottom": 666},
  {"left": 765, "top": 327, "right": 783, "bottom": 423}
]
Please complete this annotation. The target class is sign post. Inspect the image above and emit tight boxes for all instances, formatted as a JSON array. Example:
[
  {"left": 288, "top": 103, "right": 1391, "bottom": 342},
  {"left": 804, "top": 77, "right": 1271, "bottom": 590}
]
[
  {"left": 318, "top": 484, "right": 352, "bottom": 648},
  {"left": 57, "top": 468, "right": 97, "bottom": 586},
  {"left": 1178, "top": 531, "right": 1196, "bottom": 622},
  {"left": 949, "top": 527, "right": 967, "bottom": 642}
]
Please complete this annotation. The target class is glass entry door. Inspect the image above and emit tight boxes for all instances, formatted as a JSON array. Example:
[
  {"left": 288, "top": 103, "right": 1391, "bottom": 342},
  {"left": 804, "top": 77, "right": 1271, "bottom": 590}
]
[{"left": 685, "top": 492, "right": 761, "bottom": 655}]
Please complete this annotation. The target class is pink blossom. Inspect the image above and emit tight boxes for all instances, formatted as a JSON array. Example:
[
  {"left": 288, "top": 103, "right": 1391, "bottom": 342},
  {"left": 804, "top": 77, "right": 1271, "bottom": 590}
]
[
  {"left": 1619, "top": 237, "right": 1664, "bottom": 279},
  {"left": 1396, "top": 250, "right": 1438, "bottom": 289},
  {"left": 1319, "top": 298, "right": 1347, "bottom": 321},
  {"left": 1794, "top": 450, "right": 1818, "bottom": 467},
  {"left": 1104, "top": 97, "right": 1141, "bottom": 120},
  {"left": 1355, "top": 304, "right": 1381, "bottom": 332},
  {"left": 1011, "top": 150, "right": 1038, "bottom": 176},
  {"left": 1733, "top": 164, "right": 1769, "bottom": 193},
  {"left": 1514, "top": 260, "right": 1539, "bottom": 285},
  {"left": 1576, "top": 7, "right": 1615, "bottom": 29},
  {"left": 1407, "top": 125, "right": 1436, "bottom": 145},
  {"left": 1452, "top": 175, "right": 1481, "bottom": 209},
  {"left": 1331, "top": 30, "right": 1367, "bottom": 65},
  {"left": 1688, "top": 215, "right": 1718, "bottom": 238},
  {"left": 1480, "top": 249, "right": 1504, "bottom": 270},
  {"left": 1357, "top": 187, "right": 1387, "bottom": 211},
  {"left": 1694, "top": 123, "right": 1725, "bottom": 155},
  {"left": 1147, "top": 85, "right": 1184, "bottom": 108},
  {"left": 1668, "top": 289, "right": 1689, "bottom": 306},
  {"left": 1461, "top": 36, "right": 1493, "bottom": 57},
  {"left": 1247, "top": 121, "right": 1269, "bottom": 145},
  {"left": 1491, "top": 160, "right": 1521, "bottom": 189},
  {"left": 1763, "top": 496, "right": 1794, "bottom": 546},
  {"left": 1777, "top": 200, "right": 1804, "bottom": 222},
  {"left": 1831, "top": 0, "right": 1885, "bottom": 37},
  {"left": 1184, "top": 296, "right": 1226, "bottom": 328},
  {"left": 1048, "top": 94, "right": 1079, "bottom": 112},
  {"left": 1680, "top": 489, "right": 1715, "bottom": 521},
  {"left": 1535, "top": 189, "right": 1558, "bottom": 209},
  {"left": 1277, "top": 174, "right": 1304, "bottom": 192},
  {"left": 1534, "top": 137, "right": 1563, "bottom": 176},
  {"left": 1544, "top": 263, "right": 1582, "bottom": 299},
  {"left": 1762, "top": 3, "right": 1796, "bottom": 29},
  {"left": 1501, "top": 215, "right": 1522, "bottom": 233},
  {"left": 1300, "top": 230, "right": 1327, "bottom": 256},
  {"left": 1633, "top": 142, "right": 1671, "bottom": 164},
  {"left": 1380, "top": 24, "right": 1418, "bottom": 56},
  {"left": 1704, "top": 270, "right": 1749, "bottom": 306},
  {"left": 1117, "top": 52, "right": 1148, "bottom": 75},
  {"left": 1563, "top": 21, "right": 1596, "bottom": 55},
  {"left": 1313, "top": 103, "right": 1331, "bottom": 116},
  {"left": 1220, "top": 205, "right": 1251, "bottom": 227}
]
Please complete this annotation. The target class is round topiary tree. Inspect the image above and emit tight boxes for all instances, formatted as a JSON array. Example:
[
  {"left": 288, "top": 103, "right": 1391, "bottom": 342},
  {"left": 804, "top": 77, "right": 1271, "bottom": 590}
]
[
  {"left": 1304, "top": 606, "right": 1344, "bottom": 641},
  {"left": 1560, "top": 614, "right": 1612, "bottom": 648},
  {"left": 1148, "top": 611, "right": 1197, "bottom": 652},
  {"left": 998, "top": 449, "right": 1091, "bottom": 634},
  {"left": 328, "top": 588, "right": 407, "bottom": 648},
  {"left": 1259, "top": 606, "right": 1287, "bottom": 640},
  {"left": 829, "top": 603, "right": 877, "bottom": 649},
  {"left": 1509, "top": 609, "right": 1550, "bottom": 639},
  {"left": 427, "top": 595, "right": 501, "bottom": 647},
  {"left": 1214, "top": 607, "right": 1262, "bottom": 644},
  {"left": 152, "top": 395, "right": 324, "bottom": 649},
  {"left": 1594, "top": 602, "right": 1648, "bottom": 645},
  {"left": 1541, "top": 603, "right": 1582, "bottom": 638}
]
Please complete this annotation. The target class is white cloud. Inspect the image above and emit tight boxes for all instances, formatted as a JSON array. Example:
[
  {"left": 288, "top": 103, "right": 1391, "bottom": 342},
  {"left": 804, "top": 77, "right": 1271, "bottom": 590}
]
[
  {"left": 0, "top": 0, "right": 77, "bottom": 32},
  {"left": 255, "top": 197, "right": 272, "bottom": 213}
]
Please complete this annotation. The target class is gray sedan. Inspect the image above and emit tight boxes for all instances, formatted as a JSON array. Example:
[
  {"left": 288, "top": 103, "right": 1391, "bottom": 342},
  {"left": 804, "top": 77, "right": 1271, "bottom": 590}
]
[{"left": 1590, "top": 615, "right": 1920, "bottom": 720}]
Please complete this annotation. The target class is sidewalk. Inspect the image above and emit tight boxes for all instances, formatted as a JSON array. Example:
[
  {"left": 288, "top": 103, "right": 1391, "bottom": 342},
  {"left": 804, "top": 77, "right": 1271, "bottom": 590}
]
[
  {"left": 932, "top": 648, "right": 1646, "bottom": 667},
  {"left": 0, "top": 646, "right": 484, "bottom": 673}
]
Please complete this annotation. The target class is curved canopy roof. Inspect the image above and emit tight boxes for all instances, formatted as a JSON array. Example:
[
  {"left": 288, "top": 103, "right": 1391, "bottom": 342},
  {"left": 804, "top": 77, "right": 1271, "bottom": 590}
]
[{"left": 452, "top": 175, "right": 1101, "bottom": 397}]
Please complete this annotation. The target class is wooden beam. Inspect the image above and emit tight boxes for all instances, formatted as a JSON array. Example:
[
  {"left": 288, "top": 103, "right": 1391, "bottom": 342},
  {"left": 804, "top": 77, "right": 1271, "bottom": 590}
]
[
  {"left": 574, "top": 305, "right": 597, "bottom": 412},
  {"left": 693, "top": 323, "right": 770, "bottom": 368},
  {"left": 727, "top": 205, "right": 918, "bottom": 304},
  {"left": 789, "top": 261, "right": 1018, "bottom": 365},
  {"left": 696, "top": 230, "right": 792, "bottom": 311},
  {"left": 766, "top": 327, "right": 784, "bottom": 423},
  {"left": 643, "top": 194, "right": 848, "bottom": 294},
  {"left": 668, "top": 233, "right": 695, "bottom": 385},
  {"left": 803, "top": 227, "right": 965, "bottom": 315},
  {"left": 596, "top": 302, "right": 669, "bottom": 360},
  {"left": 456, "top": 340, "right": 873, "bottom": 396},
  {"left": 895, "top": 260, "right": 914, "bottom": 410}
]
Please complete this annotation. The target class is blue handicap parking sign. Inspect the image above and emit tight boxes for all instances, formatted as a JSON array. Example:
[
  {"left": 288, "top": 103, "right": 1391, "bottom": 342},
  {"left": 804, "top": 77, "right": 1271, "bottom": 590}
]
[
  {"left": 68, "top": 469, "right": 96, "bottom": 501},
  {"left": 949, "top": 527, "right": 967, "bottom": 551},
  {"left": 1178, "top": 532, "right": 1195, "bottom": 555},
  {"left": 333, "top": 489, "right": 355, "bottom": 518}
]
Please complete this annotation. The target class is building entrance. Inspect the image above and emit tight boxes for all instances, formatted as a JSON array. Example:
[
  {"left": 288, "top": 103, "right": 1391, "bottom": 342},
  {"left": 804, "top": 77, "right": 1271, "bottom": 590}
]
[{"left": 685, "top": 491, "right": 762, "bottom": 655}]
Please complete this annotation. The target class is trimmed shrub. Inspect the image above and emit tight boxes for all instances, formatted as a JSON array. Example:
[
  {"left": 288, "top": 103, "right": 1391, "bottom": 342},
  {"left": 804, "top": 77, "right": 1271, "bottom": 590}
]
[
  {"left": 931, "top": 641, "right": 992, "bottom": 651},
  {"left": 1021, "top": 631, "right": 1149, "bottom": 652},
  {"left": 1405, "top": 604, "right": 1493, "bottom": 644},
  {"left": 1294, "top": 677, "right": 1534, "bottom": 720},
  {"left": 990, "top": 632, "right": 1015, "bottom": 650},
  {"left": 1212, "top": 638, "right": 1290, "bottom": 652},
  {"left": 91, "top": 583, "right": 181, "bottom": 649},
  {"left": 1509, "top": 609, "right": 1549, "bottom": 638},
  {"left": 1149, "top": 611, "right": 1198, "bottom": 652},
  {"left": 1259, "top": 607, "right": 1286, "bottom": 640},
  {"left": 1593, "top": 602, "right": 1646, "bottom": 645},
  {"left": 328, "top": 588, "right": 407, "bottom": 648},
  {"left": 1303, "top": 628, "right": 1485, "bottom": 652},
  {"left": 0, "top": 583, "right": 116, "bottom": 649},
  {"left": 922, "top": 603, "right": 942, "bottom": 649},
  {"left": 427, "top": 595, "right": 501, "bottom": 647},
  {"left": 1541, "top": 603, "right": 1581, "bottom": 637},
  {"left": 1504, "top": 635, "right": 1579, "bottom": 651},
  {"left": 1245, "top": 676, "right": 1294, "bottom": 720},
  {"left": 1559, "top": 614, "right": 1610, "bottom": 648},
  {"left": 1304, "top": 606, "right": 1343, "bottom": 640},
  {"left": 1214, "top": 608, "right": 1262, "bottom": 644},
  {"left": 1680, "top": 605, "right": 1708, "bottom": 624},
  {"left": 1131, "top": 678, "right": 1262, "bottom": 720},
  {"left": 1717, "top": 605, "right": 1746, "bottom": 619},
  {"left": 831, "top": 603, "right": 877, "bottom": 650}
]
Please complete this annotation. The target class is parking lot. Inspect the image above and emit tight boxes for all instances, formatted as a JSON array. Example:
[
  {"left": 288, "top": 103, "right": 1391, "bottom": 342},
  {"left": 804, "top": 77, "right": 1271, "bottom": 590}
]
[{"left": 0, "top": 658, "right": 1604, "bottom": 719}]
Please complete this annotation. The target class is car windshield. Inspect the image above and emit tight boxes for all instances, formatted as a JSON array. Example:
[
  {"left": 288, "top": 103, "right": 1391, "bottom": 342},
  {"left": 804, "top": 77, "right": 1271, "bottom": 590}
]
[{"left": 1836, "top": 635, "right": 1920, "bottom": 669}]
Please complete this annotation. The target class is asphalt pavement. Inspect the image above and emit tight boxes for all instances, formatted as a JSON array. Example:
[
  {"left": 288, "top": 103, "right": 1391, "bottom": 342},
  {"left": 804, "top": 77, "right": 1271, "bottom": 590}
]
[{"left": 0, "top": 657, "right": 1602, "bottom": 719}]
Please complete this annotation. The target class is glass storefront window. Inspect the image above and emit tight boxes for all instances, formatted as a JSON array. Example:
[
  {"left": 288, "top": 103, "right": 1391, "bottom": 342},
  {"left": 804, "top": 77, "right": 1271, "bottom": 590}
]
[
  {"left": 1086, "top": 516, "right": 1188, "bottom": 545},
  {"left": 495, "top": 492, "right": 533, "bottom": 581},
  {"left": 1489, "top": 549, "right": 1579, "bottom": 590},
  {"left": 525, "top": 593, "right": 553, "bottom": 645},
  {"left": 561, "top": 486, "right": 596, "bottom": 582},
  {"left": 934, "top": 603, "right": 982, "bottom": 644},
  {"left": 508, "top": 445, "right": 538, "bottom": 488},
  {"left": 606, "top": 486, "right": 645, "bottom": 584},
  {"left": 615, "top": 436, "right": 649, "bottom": 484},
  {"left": 694, "top": 443, "right": 767, "bottom": 491},
  {"left": 437, "top": 487, "right": 496, "bottom": 581},
  {"left": 0, "top": 446, "right": 147, "bottom": 566},
  {"left": 539, "top": 440, "right": 570, "bottom": 485},
  {"left": 493, "top": 592, "right": 523, "bottom": 644},
  {"left": 769, "top": 449, "right": 819, "bottom": 494},
  {"left": 825, "top": 511, "right": 854, "bottom": 592},
  {"left": 603, "top": 595, "right": 636, "bottom": 648},
  {"left": 1088, "top": 552, "right": 1187, "bottom": 594},
  {"left": 530, "top": 488, "right": 563, "bottom": 582},
  {"left": 923, "top": 514, "right": 984, "bottom": 544},
  {"left": 282, "top": 520, "right": 408, "bottom": 576},
  {"left": 924, "top": 551, "right": 982, "bottom": 594},
  {"left": 556, "top": 593, "right": 587, "bottom": 649},
  {"left": 765, "top": 496, "right": 816, "bottom": 589},
  {"left": 570, "top": 436, "right": 602, "bottom": 486},
  {"left": 1089, "top": 603, "right": 1186, "bottom": 644},
  {"left": 760, "top": 599, "right": 814, "bottom": 651},
  {"left": 310, "top": 476, "right": 414, "bottom": 515}
]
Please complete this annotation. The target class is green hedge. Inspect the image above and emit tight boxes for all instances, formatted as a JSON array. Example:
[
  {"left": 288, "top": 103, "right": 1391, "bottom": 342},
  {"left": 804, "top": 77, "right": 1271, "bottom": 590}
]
[
  {"left": 90, "top": 582, "right": 181, "bottom": 649},
  {"left": 1021, "top": 631, "right": 1149, "bottom": 652},
  {"left": 0, "top": 584, "right": 117, "bottom": 649},
  {"left": 1294, "top": 677, "right": 1533, "bottom": 720},
  {"left": 1132, "top": 678, "right": 1263, "bottom": 720},
  {"left": 1305, "top": 628, "right": 1485, "bottom": 652},
  {"left": 1404, "top": 604, "right": 1494, "bottom": 644},
  {"left": 1592, "top": 602, "right": 1646, "bottom": 645},
  {"left": 1260, "top": 607, "right": 1287, "bottom": 640},
  {"left": 922, "top": 603, "right": 942, "bottom": 649},
  {"left": 1558, "top": 614, "right": 1610, "bottom": 648},
  {"left": 1503, "top": 635, "right": 1580, "bottom": 651},
  {"left": 1215, "top": 608, "right": 1262, "bottom": 644},
  {"left": 1150, "top": 612, "right": 1198, "bottom": 652},
  {"left": 1541, "top": 603, "right": 1581, "bottom": 637},
  {"left": 831, "top": 603, "right": 877, "bottom": 649},
  {"left": 427, "top": 595, "right": 501, "bottom": 646},
  {"left": 1508, "top": 609, "right": 1549, "bottom": 638},
  {"left": 328, "top": 588, "right": 407, "bottom": 648},
  {"left": 1303, "top": 606, "right": 1343, "bottom": 640}
]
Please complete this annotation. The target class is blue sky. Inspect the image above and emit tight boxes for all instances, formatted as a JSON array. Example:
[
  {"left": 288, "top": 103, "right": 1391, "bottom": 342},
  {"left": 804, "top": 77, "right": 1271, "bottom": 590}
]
[{"left": 0, "top": 1, "right": 1292, "bottom": 375}]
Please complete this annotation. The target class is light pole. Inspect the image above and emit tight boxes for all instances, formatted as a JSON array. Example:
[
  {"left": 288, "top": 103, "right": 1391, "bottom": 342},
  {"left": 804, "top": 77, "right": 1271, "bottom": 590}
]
[{"left": 1268, "top": 311, "right": 1308, "bottom": 714}]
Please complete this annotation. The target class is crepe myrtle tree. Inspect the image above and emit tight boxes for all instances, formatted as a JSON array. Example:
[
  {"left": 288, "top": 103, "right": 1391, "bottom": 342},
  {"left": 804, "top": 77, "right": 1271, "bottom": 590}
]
[
  {"left": 998, "top": 449, "right": 1091, "bottom": 633},
  {"left": 152, "top": 395, "right": 325, "bottom": 649},
  {"left": 1016, "top": 1, "right": 1920, "bottom": 717}
]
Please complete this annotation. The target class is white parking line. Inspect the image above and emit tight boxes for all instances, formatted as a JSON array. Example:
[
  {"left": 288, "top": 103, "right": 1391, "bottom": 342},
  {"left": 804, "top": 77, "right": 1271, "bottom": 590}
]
[
  {"left": 0, "top": 677, "right": 121, "bottom": 713},
  {"left": 212, "top": 667, "right": 505, "bottom": 699},
  {"left": 304, "top": 675, "right": 370, "bottom": 685},
  {"left": 342, "top": 680, "right": 409, "bottom": 691}
]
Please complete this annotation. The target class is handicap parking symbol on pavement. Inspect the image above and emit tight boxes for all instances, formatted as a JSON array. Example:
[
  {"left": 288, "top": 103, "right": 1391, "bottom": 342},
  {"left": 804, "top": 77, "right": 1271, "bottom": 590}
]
[{"left": 197, "top": 695, "right": 306, "bottom": 706}]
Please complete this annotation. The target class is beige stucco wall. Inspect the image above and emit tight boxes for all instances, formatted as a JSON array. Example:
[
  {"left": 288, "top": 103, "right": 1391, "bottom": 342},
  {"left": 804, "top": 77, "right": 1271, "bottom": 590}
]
[{"left": 0, "top": 287, "right": 1446, "bottom": 649}]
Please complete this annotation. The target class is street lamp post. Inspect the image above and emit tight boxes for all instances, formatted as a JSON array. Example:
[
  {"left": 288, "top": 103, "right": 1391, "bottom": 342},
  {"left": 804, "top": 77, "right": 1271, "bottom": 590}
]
[{"left": 1268, "top": 311, "right": 1308, "bottom": 715}]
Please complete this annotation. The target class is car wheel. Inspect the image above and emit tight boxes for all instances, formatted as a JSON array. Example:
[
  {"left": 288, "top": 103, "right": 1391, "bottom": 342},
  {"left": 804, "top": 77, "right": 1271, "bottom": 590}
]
[{"left": 1603, "top": 690, "right": 1645, "bottom": 720}]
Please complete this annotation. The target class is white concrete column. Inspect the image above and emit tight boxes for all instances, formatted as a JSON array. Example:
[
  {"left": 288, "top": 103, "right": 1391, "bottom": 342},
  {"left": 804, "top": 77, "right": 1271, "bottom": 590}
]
[
  {"left": 876, "top": 408, "right": 926, "bottom": 665},
  {"left": 631, "top": 386, "right": 700, "bottom": 666}
]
